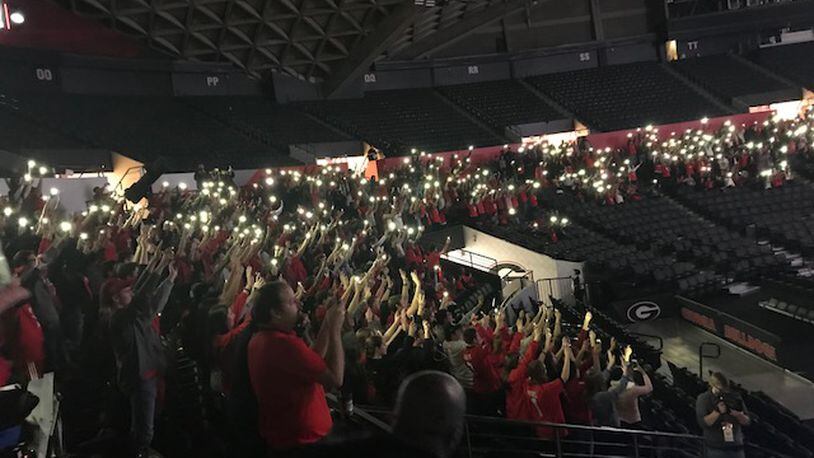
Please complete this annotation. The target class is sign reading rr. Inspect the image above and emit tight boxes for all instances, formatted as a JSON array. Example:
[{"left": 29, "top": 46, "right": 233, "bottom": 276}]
[{"left": 627, "top": 301, "right": 661, "bottom": 322}]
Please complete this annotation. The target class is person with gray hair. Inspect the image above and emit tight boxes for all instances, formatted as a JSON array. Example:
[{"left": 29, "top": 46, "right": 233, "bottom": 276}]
[{"left": 298, "top": 370, "right": 467, "bottom": 458}]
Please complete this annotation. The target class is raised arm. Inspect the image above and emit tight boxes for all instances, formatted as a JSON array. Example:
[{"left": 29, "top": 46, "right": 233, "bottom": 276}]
[{"left": 560, "top": 337, "right": 572, "bottom": 384}]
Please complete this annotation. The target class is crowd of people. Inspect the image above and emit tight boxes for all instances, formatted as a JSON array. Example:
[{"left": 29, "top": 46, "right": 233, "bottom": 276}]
[{"left": 0, "top": 109, "right": 806, "bottom": 458}]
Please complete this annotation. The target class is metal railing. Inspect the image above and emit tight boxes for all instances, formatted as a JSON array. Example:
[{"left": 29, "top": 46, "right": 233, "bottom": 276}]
[
  {"left": 442, "top": 249, "right": 498, "bottom": 272},
  {"left": 628, "top": 332, "right": 665, "bottom": 352},
  {"left": 698, "top": 342, "right": 721, "bottom": 381},
  {"left": 536, "top": 276, "right": 575, "bottom": 307},
  {"left": 354, "top": 406, "right": 708, "bottom": 458},
  {"left": 113, "top": 165, "right": 145, "bottom": 194}
]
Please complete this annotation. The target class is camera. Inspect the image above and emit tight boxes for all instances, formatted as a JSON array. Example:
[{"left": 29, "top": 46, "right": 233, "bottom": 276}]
[{"left": 717, "top": 392, "right": 744, "bottom": 412}]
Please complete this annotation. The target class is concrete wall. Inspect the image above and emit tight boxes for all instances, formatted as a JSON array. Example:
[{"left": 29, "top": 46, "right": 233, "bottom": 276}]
[
  {"left": 0, "top": 177, "right": 109, "bottom": 213},
  {"left": 461, "top": 227, "right": 583, "bottom": 299}
]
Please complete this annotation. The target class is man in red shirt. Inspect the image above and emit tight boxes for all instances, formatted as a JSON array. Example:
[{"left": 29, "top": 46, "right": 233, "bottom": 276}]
[
  {"left": 463, "top": 327, "right": 503, "bottom": 416},
  {"left": 248, "top": 281, "right": 345, "bottom": 453},
  {"left": 525, "top": 337, "right": 572, "bottom": 439}
]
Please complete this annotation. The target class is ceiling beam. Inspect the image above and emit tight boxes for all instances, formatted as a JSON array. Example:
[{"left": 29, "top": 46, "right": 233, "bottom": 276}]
[
  {"left": 395, "top": 0, "right": 545, "bottom": 60},
  {"left": 322, "top": 0, "right": 415, "bottom": 97}
]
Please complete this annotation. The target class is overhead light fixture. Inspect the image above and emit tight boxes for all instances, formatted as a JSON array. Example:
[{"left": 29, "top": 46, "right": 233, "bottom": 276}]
[{"left": 9, "top": 11, "right": 23, "bottom": 24}]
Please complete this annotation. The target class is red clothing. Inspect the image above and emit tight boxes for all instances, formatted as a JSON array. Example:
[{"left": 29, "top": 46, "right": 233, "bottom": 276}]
[
  {"left": 228, "top": 291, "right": 249, "bottom": 328},
  {"left": 465, "top": 343, "right": 503, "bottom": 394},
  {"left": 430, "top": 207, "right": 442, "bottom": 224},
  {"left": 114, "top": 228, "right": 131, "bottom": 255},
  {"left": 284, "top": 256, "right": 308, "bottom": 288},
  {"left": 425, "top": 250, "right": 442, "bottom": 270},
  {"left": 0, "top": 356, "right": 10, "bottom": 385},
  {"left": 37, "top": 238, "right": 51, "bottom": 256},
  {"left": 527, "top": 379, "right": 567, "bottom": 438},
  {"left": 506, "top": 340, "right": 538, "bottom": 420},
  {"left": 405, "top": 246, "right": 423, "bottom": 268},
  {"left": 0, "top": 303, "right": 45, "bottom": 373},
  {"left": 248, "top": 329, "right": 332, "bottom": 449},
  {"left": 468, "top": 204, "right": 479, "bottom": 218},
  {"left": 104, "top": 241, "right": 118, "bottom": 262},
  {"left": 476, "top": 201, "right": 486, "bottom": 215},
  {"left": 213, "top": 318, "right": 251, "bottom": 395}
]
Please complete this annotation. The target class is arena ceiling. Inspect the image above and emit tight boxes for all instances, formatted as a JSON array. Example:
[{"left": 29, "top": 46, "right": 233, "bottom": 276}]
[{"left": 56, "top": 0, "right": 542, "bottom": 90}]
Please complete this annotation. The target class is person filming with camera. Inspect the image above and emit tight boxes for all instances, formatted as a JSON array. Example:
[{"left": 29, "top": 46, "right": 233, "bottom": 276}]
[{"left": 696, "top": 372, "right": 750, "bottom": 458}]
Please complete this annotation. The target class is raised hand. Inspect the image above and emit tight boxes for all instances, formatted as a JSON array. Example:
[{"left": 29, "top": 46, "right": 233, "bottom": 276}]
[
  {"left": 582, "top": 310, "right": 593, "bottom": 330},
  {"left": 253, "top": 273, "right": 265, "bottom": 291},
  {"left": 168, "top": 263, "right": 178, "bottom": 283},
  {"left": 623, "top": 344, "right": 633, "bottom": 363},
  {"left": 495, "top": 310, "right": 505, "bottom": 329},
  {"left": 245, "top": 265, "right": 254, "bottom": 289},
  {"left": 533, "top": 324, "right": 543, "bottom": 342}
]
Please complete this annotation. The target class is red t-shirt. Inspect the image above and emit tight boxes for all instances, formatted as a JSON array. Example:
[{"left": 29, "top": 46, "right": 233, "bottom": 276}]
[
  {"left": 425, "top": 250, "right": 442, "bottom": 270},
  {"left": 284, "top": 256, "right": 308, "bottom": 288},
  {"left": 506, "top": 341, "right": 538, "bottom": 420},
  {"left": 248, "top": 329, "right": 332, "bottom": 449},
  {"left": 465, "top": 344, "right": 503, "bottom": 394},
  {"left": 527, "top": 379, "right": 567, "bottom": 438}
]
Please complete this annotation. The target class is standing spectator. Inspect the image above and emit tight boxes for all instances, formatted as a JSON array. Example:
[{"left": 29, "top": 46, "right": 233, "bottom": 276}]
[
  {"left": 616, "top": 361, "right": 653, "bottom": 428},
  {"left": 442, "top": 324, "right": 474, "bottom": 390},
  {"left": 586, "top": 345, "right": 631, "bottom": 427},
  {"left": 696, "top": 372, "right": 750, "bottom": 458},
  {"left": 463, "top": 322, "right": 503, "bottom": 416},
  {"left": 12, "top": 247, "right": 63, "bottom": 372},
  {"left": 107, "top": 251, "right": 176, "bottom": 458},
  {"left": 247, "top": 281, "right": 345, "bottom": 453}
]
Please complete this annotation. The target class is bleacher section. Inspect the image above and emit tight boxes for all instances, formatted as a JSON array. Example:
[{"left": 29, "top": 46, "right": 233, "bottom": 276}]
[
  {"left": 474, "top": 218, "right": 680, "bottom": 299},
  {"left": 674, "top": 181, "right": 814, "bottom": 255},
  {"left": 436, "top": 80, "right": 563, "bottom": 131},
  {"left": 526, "top": 62, "right": 725, "bottom": 132},
  {"left": 547, "top": 192, "right": 787, "bottom": 288},
  {"left": 183, "top": 97, "right": 351, "bottom": 148},
  {"left": 7, "top": 93, "right": 280, "bottom": 169},
  {"left": 761, "top": 274, "right": 814, "bottom": 324},
  {"left": 750, "top": 41, "right": 814, "bottom": 90},
  {"left": 673, "top": 54, "right": 795, "bottom": 101},
  {"left": 301, "top": 89, "right": 505, "bottom": 153},
  {"left": 0, "top": 98, "right": 85, "bottom": 151}
]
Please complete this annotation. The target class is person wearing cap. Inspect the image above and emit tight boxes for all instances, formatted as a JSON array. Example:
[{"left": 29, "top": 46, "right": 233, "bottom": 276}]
[{"left": 105, "top": 249, "right": 177, "bottom": 458}]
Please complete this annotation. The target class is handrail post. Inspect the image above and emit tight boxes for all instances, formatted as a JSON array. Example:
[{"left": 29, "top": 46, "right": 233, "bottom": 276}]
[
  {"left": 554, "top": 428, "right": 562, "bottom": 457},
  {"left": 698, "top": 342, "right": 721, "bottom": 381},
  {"left": 465, "top": 419, "right": 473, "bottom": 458},
  {"left": 633, "top": 434, "right": 640, "bottom": 458}
]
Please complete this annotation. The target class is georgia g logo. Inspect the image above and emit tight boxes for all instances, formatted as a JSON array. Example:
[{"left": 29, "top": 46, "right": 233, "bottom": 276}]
[{"left": 627, "top": 301, "right": 661, "bottom": 322}]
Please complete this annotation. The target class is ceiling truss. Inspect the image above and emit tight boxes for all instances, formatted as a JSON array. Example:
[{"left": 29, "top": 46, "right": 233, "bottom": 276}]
[{"left": 57, "top": 0, "right": 539, "bottom": 83}]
